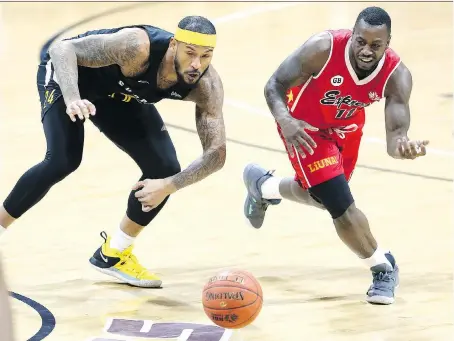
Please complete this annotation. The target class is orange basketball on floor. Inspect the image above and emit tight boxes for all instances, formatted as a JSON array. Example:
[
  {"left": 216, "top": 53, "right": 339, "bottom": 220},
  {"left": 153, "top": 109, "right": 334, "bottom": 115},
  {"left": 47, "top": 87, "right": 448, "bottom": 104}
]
[{"left": 202, "top": 269, "right": 263, "bottom": 329}]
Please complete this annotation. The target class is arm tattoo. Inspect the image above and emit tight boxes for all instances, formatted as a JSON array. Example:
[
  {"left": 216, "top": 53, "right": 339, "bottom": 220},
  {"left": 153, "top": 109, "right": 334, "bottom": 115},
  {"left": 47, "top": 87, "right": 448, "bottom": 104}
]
[
  {"left": 171, "top": 73, "right": 226, "bottom": 190},
  {"left": 49, "top": 42, "right": 81, "bottom": 104},
  {"left": 48, "top": 28, "right": 147, "bottom": 104},
  {"left": 73, "top": 30, "right": 143, "bottom": 69},
  {"left": 195, "top": 106, "right": 224, "bottom": 149}
]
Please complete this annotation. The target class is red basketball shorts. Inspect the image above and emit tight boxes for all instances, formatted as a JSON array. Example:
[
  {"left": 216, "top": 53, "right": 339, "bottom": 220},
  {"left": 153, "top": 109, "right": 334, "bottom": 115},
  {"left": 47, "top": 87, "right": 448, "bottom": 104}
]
[{"left": 277, "top": 124, "right": 362, "bottom": 189}]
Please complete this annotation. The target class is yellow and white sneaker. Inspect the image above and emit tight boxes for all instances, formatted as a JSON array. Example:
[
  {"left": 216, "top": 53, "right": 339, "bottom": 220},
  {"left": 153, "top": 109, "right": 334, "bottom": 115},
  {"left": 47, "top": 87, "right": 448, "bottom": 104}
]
[{"left": 89, "top": 231, "right": 162, "bottom": 288}]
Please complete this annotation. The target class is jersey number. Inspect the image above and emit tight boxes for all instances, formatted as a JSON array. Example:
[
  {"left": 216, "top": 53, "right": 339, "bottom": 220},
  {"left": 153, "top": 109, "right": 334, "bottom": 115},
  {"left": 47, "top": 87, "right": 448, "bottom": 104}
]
[{"left": 335, "top": 108, "right": 357, "bottom": 119}]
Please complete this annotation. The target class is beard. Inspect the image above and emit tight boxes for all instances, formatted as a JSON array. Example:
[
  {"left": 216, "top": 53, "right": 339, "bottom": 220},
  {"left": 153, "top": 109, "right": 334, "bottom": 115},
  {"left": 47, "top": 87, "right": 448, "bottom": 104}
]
[{"left": 174, "top": 58, "right": 201, "bottom": 89}]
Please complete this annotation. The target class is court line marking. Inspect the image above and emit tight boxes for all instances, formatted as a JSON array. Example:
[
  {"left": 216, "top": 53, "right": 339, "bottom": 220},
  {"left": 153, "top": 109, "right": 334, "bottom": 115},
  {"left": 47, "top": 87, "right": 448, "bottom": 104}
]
[
  {"left": 207, "top": 4, "right": 454, "bottom": 158},
  {"left": 98, "top": 317, "right": 234, "bottom": 341},
  {"left": 9, "top": 291, "right": 56, "bottom": 341}
]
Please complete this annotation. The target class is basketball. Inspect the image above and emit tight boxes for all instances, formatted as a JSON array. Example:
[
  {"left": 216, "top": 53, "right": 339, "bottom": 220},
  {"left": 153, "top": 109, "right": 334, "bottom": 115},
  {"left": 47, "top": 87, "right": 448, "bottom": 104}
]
[{"left": 202, "top": 269, "right": 263, "bottom": 329}]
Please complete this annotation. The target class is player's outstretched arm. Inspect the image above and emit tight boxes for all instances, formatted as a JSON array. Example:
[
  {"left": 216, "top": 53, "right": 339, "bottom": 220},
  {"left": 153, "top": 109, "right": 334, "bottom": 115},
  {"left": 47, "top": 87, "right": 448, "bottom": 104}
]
[
  {"left": 48, "top": 28, "right": 149, "bottom": 105},
  {"left": 384, "top": 62, "right": 429, "bottom": 159},
  {"left": 264, "top": 32, "right": 330, "bottom": 123},
  {"left": 170, "top": 67, "right": 227, "bottom": 191}
]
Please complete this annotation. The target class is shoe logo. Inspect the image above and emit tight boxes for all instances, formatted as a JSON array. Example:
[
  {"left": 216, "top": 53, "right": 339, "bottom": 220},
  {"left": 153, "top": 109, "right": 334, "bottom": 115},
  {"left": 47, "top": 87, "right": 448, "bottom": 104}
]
[{"left": 99, "top": 250, "right": 108, "bottom": 263}]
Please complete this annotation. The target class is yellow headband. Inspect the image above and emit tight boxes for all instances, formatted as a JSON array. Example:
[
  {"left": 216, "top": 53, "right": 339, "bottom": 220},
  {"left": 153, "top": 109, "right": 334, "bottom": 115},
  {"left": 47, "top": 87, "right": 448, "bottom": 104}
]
[{"left": 174, "top": 28, "right": 216, "bottom": 48}]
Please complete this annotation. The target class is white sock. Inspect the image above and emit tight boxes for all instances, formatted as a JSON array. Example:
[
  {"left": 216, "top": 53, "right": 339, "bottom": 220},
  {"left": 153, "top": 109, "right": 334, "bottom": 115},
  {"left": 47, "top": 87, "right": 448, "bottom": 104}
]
[
  {"left": 0, "top": 226, "right": 6, "bottom": 237},
  {"left": 362, "top": 248, "right": 393, "bottom": 270},
  {"left": 110, "top": 228, "right": 136, "bottom": 251},
  {"left": 261, "top": 177, "right": 283, "bottom": 199}
]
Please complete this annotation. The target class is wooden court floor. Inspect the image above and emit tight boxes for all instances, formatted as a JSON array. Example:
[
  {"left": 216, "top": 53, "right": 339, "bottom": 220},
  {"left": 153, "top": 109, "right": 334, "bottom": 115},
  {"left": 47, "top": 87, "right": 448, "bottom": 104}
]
[{"left": 0, "top": 2, "right": 452, "bottom": 341}]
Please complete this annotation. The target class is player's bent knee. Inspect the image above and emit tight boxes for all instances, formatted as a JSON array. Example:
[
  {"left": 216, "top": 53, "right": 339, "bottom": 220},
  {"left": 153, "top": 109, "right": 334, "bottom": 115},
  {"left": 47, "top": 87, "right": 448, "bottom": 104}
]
[
  {"left": 44, "top": 153, "right": 82, "bottom": 182},
  {"left": 308, "top": 174, "right": 354, "bottom": 219}
]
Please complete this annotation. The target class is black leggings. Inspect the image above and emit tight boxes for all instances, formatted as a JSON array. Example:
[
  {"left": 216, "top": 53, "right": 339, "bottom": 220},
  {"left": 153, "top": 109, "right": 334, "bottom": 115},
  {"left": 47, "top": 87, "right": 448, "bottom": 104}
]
[{"left": 3, "top": 97, "right": 181, "bottom": 226}]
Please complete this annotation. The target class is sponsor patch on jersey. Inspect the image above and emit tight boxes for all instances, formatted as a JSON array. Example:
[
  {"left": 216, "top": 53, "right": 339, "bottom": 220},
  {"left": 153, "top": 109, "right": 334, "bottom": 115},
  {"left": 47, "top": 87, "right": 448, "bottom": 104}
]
[{"left": 330, "top": 75, "right": 344, "bottom": 86}]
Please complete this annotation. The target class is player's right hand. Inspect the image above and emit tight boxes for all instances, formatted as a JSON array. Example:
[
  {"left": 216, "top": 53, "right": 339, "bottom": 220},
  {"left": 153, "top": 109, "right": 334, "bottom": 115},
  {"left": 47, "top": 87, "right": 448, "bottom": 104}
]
[
  {"left": 66, "top": 99, "right": 96, "bottom": 122},
  {"left": 395, "top": 138, "right": 429, "bottom": 159},
  {"left": 278, "top": 115, "right": 319, "bottom": 158}
]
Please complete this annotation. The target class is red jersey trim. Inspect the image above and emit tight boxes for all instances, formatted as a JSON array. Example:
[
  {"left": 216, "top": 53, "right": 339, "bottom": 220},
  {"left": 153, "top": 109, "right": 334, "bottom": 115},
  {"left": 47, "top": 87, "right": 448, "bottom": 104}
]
[
  {"left": 290, "top": 77, "right": 312, "bottom": 112},
  {"left": 290, "top": 30, "right": 333, "bottom": 112},
  {"left": 313, "top": 31, "right": 334, "bottom": 80},
  {"left": 344, "top": 38, "right": 387, "bottom": 86},
  {"left": 381, "top": 59, "right": 402, "bottom": 98}
]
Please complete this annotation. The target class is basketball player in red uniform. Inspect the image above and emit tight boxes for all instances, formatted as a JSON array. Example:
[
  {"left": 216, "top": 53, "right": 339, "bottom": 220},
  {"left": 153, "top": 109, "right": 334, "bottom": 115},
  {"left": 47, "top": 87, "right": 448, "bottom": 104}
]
[{"left": 243, "top": 6, "right": 429, "bottom": 305}]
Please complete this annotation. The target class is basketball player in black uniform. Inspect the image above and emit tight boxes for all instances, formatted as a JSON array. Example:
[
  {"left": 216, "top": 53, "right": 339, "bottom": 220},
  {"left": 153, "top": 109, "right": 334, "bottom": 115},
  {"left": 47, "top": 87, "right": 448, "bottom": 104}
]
[{"left": 0, "top": 16, "right": 226, "bottom": 287}]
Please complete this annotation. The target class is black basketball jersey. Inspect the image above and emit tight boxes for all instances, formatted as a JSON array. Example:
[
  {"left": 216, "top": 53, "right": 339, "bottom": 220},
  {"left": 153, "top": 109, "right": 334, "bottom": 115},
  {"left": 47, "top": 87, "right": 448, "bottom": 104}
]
[{"left": 41, "top": 25, "right": 206, "bottom": 105}]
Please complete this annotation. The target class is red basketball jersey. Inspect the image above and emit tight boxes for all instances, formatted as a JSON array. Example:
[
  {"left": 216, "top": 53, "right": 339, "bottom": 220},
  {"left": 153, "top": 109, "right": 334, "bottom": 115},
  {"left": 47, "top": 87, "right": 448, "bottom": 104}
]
[{"left": 285, "top": 29, "right": 401, "bottom": 142}]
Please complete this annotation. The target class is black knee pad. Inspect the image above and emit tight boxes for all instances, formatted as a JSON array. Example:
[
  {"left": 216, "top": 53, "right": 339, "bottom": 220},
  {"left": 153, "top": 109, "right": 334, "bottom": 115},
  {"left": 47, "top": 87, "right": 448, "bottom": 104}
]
[{"left": 308, "top": 174, "right": 354, "bottom": 219}]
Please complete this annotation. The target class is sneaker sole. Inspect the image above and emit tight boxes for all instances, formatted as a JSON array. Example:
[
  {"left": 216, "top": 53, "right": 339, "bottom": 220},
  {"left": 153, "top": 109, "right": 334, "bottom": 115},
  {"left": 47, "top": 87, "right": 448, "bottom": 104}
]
[
  {"left": 243, "top": 192, "right": 264, "bottom": 229},
  {"left": 366, "top": 295, "right": 395, "bottom": 305},
  {"left": 89, "top": 258, "right": 162, "bottom": 288}
]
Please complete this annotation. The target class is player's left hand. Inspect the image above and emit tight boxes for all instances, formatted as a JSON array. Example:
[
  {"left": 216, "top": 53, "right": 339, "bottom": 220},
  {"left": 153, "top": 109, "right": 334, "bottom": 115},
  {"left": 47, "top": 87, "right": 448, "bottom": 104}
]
[
  {"left": 132, "top": 179, "right": 176, "bottom": 212},
  {"left": 395, "top": 138, "right": 429, "bottom": 159}
]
